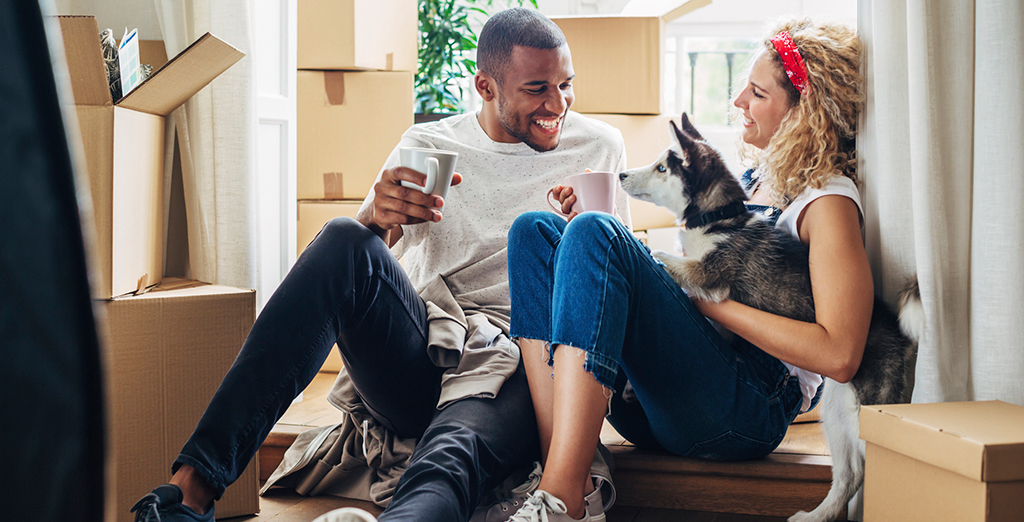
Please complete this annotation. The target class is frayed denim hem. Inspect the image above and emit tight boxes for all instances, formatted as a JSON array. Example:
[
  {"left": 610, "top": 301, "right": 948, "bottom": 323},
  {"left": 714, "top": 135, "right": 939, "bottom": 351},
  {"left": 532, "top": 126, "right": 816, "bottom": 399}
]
[{"left": 550, "top": 340, "right": 619, "bottom": 390}]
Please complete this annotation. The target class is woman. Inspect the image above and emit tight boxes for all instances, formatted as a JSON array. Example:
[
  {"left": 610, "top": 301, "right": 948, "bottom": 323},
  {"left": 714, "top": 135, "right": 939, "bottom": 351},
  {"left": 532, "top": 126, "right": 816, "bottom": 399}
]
[{"left": 504, "top": 19, "right": 868, "bottom": 522}]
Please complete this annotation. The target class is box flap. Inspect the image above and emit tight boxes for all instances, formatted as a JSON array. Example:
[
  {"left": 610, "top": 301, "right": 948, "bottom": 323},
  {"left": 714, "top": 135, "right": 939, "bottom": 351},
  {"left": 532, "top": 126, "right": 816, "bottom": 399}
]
[
  {"left": 620, "top": 0, "right": 713, "bottom": 21},
  {"left": 56, "top": 16, "right": 112, "bottom": 107},
  {"left": 860, "top": 401, "right": 1024, "bottom": 482},
  {"left": 117, "top": 33, "right": 244, "bottom": 116}
]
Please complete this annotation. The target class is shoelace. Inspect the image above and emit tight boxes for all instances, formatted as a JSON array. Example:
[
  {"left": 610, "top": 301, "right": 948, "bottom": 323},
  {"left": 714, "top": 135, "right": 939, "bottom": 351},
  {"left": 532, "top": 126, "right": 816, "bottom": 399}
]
[
  {"left": 130, "top": 484, "right": 183, "bottom": 522},
  {"left": 496, "top": 462, "right": 544, "bottom": 512},
  {"left": 507, "top": 491, "right": 568, "bottom": 522},
  {"left": 130, "top": 492, "right": 162, "bottom": 522}
]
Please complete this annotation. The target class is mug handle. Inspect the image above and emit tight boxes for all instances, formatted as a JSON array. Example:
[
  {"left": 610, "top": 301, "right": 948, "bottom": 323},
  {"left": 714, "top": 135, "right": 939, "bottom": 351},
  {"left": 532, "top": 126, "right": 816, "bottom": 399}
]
[
  {"left": 420, "top": 157, "right": 438, "bottom": 194},
  {"left": 546, "top": 187, "right": 571, "bottom": 217}
]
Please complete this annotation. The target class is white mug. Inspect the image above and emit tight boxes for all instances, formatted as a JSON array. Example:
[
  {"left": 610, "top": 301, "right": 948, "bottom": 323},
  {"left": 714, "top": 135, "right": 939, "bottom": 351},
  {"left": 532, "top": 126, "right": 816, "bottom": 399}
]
[
  {"left": 547, "top": 171, "right": 617, "bottom": 217},
  {"left": 399, "top": 147, "right": 459, "bottom": 201}
]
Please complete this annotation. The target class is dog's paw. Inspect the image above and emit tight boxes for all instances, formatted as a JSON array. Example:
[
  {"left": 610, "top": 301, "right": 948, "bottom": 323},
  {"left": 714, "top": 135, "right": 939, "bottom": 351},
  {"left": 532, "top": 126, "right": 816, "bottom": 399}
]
[
  {"left": 788, "top": 510, "right": 826, "bottom": 522},
  {"left": 650, "top": 249, "right": 681, "bottom": 265}
]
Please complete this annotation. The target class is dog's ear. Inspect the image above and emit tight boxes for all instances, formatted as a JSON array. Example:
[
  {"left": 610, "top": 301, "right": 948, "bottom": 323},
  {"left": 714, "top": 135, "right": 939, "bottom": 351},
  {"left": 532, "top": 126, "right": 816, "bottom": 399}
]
[
  {"left": 679, "top": 113, "right": 705, "bottom": 141},
  {"left": 670, "top": 120, "right": 697, "bottom": 158}
]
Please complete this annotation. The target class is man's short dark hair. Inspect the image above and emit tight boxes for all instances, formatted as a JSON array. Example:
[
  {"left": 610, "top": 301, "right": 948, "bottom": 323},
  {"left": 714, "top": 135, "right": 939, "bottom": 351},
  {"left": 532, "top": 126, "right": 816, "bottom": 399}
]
[{"left": 477, "top": 8, "right": 566, "bottom": 84}]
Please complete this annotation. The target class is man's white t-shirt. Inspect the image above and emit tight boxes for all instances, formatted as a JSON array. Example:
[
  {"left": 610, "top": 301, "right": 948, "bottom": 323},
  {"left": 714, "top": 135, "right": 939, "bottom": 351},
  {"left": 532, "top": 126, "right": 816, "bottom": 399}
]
[{"left": 360, "top": 110, "right": 631, "bottom": 329}]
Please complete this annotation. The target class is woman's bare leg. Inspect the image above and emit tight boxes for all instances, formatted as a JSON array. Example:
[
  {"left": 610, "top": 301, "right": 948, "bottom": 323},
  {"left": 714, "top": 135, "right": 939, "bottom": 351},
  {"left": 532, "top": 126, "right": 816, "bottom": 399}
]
[
  {"left": 520, "top": 338, "right": 555, "bottom": 464},
  {"left": 536, "top": 345, "right": 609, "bottom": 519}
]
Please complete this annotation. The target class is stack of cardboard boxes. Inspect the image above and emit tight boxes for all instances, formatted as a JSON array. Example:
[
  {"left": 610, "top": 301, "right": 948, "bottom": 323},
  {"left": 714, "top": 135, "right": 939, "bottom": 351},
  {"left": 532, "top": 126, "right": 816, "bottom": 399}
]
[
  {"left": 551, "top": 0, "right": 711, "bottom": 238},
  {"left": 294, "top": 0, "right": 417, "bottom": 371},
  {"left": 295, "top": 0, "right": 417, "bottom": 253},
  {"left": 57, "top": 16, "right": 259, "bottom": 522}
]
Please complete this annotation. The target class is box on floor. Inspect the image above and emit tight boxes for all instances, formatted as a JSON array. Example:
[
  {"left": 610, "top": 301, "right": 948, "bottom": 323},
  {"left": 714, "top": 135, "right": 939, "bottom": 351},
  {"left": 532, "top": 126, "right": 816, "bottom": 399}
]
[
  {"left": 297, "top": 70, "right": 413, "bottom": 200},
  {"left": 99, "top": 278, "right": 259, "bottom": 522},
  {"left": 298, "top": 0, "right": 417, "bottom": 71},
  {"left": 57, "top": 16, "right": 243, "bottom": 298},
  {"left": 861, "top": 400, "right": 1024, "bottom": 521},
  {"left": 552, "top": 0, "right": 711, "bottom": 115}
]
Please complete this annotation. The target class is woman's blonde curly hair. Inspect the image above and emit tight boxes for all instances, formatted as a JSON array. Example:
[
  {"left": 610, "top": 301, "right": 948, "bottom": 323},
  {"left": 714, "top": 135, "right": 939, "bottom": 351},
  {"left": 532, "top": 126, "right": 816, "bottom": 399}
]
[{"left": 737, "top": 19, "right": 863, "bottom": 207}]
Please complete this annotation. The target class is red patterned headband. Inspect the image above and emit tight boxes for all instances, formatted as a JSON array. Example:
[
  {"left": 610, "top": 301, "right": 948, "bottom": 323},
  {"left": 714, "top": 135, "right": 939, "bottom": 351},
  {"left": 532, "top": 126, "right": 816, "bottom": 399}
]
[{"left": 770, "top": 31, "right": 809, "bottom": 95}]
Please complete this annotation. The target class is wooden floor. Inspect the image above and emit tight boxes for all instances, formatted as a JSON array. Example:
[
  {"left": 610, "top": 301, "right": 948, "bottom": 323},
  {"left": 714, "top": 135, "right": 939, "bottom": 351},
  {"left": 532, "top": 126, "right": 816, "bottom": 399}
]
[
  {"left": 240, "top": 371, "right": 835, "bottom": 522},
  {"left": 225, "top": 487, "right": 794, "bottom": 522}
]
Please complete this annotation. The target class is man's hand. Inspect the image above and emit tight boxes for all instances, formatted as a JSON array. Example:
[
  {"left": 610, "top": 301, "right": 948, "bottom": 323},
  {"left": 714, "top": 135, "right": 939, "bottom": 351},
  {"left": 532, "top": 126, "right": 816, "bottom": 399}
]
[{"left": 358, "top": 166, "right": 464, "bottom": 240}]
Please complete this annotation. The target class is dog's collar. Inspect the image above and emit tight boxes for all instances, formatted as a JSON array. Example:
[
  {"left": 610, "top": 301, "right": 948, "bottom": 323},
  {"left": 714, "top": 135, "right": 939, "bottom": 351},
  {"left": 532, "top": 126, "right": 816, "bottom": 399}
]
[{"left": 684, "top": 201, "right": 748, "bottom": 229}]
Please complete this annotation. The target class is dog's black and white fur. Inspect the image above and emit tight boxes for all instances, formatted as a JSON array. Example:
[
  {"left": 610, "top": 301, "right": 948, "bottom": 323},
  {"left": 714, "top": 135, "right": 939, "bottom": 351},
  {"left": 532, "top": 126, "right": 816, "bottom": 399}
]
[{"left": 619, "top": 114, "right": 921, "bottom": 522}]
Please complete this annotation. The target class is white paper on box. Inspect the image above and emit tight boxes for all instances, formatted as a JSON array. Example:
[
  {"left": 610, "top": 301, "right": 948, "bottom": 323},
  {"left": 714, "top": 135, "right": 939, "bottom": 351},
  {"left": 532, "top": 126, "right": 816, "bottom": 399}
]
[{"left": 118, "top": 28, "right": 141, "bottom": 96}]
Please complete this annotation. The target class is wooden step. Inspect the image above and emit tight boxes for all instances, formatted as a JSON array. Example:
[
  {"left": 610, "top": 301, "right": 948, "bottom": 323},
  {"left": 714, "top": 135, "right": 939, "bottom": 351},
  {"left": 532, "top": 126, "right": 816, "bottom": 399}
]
[{"left": 260, "top": 372, "right": 844, "bottom": 520}]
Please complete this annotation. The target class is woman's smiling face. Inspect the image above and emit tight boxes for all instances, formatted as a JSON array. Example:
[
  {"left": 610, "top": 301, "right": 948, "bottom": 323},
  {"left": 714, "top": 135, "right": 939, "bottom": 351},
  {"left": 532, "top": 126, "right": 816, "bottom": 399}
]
[{"left": 733, "top": 52, "right": 795, "bottom": 149}]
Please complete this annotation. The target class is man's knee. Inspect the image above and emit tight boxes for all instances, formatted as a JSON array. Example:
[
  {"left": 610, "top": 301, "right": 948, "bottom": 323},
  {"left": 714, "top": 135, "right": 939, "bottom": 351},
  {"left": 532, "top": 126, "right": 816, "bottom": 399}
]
[{"left": 307, "top": 217, "right": 389, "bottom": 260}]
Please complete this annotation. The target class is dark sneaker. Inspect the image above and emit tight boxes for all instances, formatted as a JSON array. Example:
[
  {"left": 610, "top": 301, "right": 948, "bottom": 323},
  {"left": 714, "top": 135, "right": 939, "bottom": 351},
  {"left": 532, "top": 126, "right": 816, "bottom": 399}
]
[{"left": 130, "top": 484, "right": 214, "bottom": 522}]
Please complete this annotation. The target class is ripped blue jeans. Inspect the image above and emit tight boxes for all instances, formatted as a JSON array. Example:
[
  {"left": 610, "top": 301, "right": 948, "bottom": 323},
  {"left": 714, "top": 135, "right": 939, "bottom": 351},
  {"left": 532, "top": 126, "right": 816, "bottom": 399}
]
[{"left": 507, "top": 211, "right": 803, "bottom": 460}]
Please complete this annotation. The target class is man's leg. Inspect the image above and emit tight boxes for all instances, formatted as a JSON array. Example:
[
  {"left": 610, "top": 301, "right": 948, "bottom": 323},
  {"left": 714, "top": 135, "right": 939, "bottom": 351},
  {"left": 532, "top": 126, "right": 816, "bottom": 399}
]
[
  {"left": 378, "top": 362, "right": 541, "bottom": 522},
  {"left": 169, "top": 218, "right": 442, "bottom": 511}
]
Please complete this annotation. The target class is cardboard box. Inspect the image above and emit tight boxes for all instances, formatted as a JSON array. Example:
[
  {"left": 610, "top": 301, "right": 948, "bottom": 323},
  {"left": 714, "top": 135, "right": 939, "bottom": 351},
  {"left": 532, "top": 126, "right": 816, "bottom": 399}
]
[
  {"left": 860, "top": 400, "right": 1024, "bottom": 521},
  {"left": 298, "top": 70, "right": 413, "bottom": 200},
  {"left": 553, "top": 0, "right": 710, "bottom": 114},
  {"left": 298, "top": 0, "right": 417, "bottom": 71},
  {"left": 58, "top": 16, "right": 243, "bottom": 298},
  {"left": 99, "top": 279, "right": 259, "bottom": 522}
]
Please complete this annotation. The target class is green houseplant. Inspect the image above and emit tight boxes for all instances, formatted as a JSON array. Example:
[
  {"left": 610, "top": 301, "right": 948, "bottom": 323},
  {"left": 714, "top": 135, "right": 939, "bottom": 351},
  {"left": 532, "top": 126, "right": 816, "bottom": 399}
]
[{"left": 416, "top": 0, "right": 538, "bottom": 115}]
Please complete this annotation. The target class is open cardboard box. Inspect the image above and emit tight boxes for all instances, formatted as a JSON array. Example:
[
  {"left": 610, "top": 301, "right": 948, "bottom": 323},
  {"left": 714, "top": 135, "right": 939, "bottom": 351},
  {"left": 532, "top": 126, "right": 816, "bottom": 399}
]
[
  {"left": 298, "top": 0, "right": 417, "bottom": 71},
  {"left": 57, "top": 16, "right": 243, "bottom": 298},
  {"left": 553, "top": 0, "right": 711, "bottom": 114},
  {"left": 861, "top": 400, "right": 1024, "bottom": 521}
]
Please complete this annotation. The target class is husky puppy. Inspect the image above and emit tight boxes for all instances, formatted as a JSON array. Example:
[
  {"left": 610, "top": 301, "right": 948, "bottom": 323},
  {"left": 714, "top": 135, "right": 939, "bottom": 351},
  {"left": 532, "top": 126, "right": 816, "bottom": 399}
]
[{"left": 619, "top": 114, "right": 920, "bottom": 522}]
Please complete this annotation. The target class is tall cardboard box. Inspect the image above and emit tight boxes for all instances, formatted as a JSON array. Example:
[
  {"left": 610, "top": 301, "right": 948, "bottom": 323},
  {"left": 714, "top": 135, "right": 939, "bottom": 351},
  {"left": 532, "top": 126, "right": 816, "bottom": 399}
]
[
  {"left": 553, "top": 0, "right": 710, "bottom": 114},
  {"left": 100, "top": 279, "right": 259, "bottom": 522},
  {"left": 298, "top": 0, "right": 417, "bottom": 71},
  {"left": 58, "top": 16, "right": 244, "bottom": 298},
  {"left": 297, "top": 70, "right": 413, "bottom": 200},
  {"left": 860, "top": 400, "right": 1024, "bottom": 521}
]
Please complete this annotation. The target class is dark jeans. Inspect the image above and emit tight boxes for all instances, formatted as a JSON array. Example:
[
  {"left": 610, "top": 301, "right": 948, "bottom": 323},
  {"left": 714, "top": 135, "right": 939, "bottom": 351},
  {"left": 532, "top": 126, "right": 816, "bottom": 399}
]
[
  {"left": 508, "top": 212, "right": 803, "bottom": 460},
  {"left": 173, "top": 217, "right": 540, "bottom": 522}
]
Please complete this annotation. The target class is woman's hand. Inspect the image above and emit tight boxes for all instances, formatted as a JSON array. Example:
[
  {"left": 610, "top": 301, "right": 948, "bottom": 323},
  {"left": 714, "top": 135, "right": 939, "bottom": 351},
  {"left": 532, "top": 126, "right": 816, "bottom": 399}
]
[{"left": 550, "top": 184, "right": 579, "bottom": 221}]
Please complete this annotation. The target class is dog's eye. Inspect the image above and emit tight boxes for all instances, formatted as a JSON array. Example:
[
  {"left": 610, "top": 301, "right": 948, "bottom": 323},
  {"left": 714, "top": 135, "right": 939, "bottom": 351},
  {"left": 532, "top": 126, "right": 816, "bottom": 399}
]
[{"left": 657, "top": 165, "right": 666, "bottom": 173}]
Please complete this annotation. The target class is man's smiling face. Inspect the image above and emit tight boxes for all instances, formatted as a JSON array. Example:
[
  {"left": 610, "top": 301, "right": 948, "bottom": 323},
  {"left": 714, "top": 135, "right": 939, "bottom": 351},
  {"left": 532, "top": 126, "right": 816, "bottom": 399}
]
[{"left": 492, "top": 44, "right": 575, "bottom": 152}]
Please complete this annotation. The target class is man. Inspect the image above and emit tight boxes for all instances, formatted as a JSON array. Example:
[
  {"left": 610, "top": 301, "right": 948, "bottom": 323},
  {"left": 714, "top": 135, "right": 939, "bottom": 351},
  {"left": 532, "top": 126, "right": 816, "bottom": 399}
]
[{"left": 130, "top": 8, "right": 629, "bottom": 522}]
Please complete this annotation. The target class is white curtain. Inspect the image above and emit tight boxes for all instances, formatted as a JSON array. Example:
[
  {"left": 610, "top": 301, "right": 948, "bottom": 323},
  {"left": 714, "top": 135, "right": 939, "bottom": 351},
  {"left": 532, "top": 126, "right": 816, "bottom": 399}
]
[
  {"left": 860, "top": 0, "right": 1024, "bottom": 405},
  {"left": 153, "top": 0, "right": 260, "bottom": 292}
]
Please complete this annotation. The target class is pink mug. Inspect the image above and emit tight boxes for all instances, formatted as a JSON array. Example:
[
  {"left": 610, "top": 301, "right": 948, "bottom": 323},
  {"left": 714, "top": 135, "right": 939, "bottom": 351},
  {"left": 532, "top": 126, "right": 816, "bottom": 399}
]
[{"left": 547, "top": 171, "right": 617, "bottom": 217}]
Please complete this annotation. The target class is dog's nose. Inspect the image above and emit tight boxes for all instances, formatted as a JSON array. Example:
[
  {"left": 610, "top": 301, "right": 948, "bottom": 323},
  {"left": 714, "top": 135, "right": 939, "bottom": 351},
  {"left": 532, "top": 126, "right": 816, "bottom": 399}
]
[{"left": 619, "top": 172, "right": 628, "bottom": 181}]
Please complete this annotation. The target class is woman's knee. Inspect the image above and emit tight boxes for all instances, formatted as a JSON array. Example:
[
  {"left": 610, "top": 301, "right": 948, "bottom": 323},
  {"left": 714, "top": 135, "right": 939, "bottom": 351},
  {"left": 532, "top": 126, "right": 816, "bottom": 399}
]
[
  {"left": 563, "top": 211, "right": 626, "bottom": 239},
  {"left": 508, "top": 211, "right": 564, "bottom": 255}
]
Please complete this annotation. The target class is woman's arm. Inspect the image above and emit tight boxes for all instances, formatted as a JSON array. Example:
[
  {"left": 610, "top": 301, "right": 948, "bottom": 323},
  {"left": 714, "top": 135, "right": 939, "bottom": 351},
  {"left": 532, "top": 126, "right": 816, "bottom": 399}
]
[{"left": 694, "top": 195, "right": 874, "bottom": 383}]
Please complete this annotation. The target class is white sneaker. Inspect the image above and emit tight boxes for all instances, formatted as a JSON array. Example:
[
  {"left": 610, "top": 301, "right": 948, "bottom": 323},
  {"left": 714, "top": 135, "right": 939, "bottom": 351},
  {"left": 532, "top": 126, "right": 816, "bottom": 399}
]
[
  {"left": 470, "top": 462, "right": 544, "bottom": 522},
  {"left": 312, "top": 507, "right": 377, "bottom": 522},
  {"left": 508, "top": 491, "right": 590, "bottom": 522},
  {"left": 584, "top": 479, "right": 605, "bottom": 522}
]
